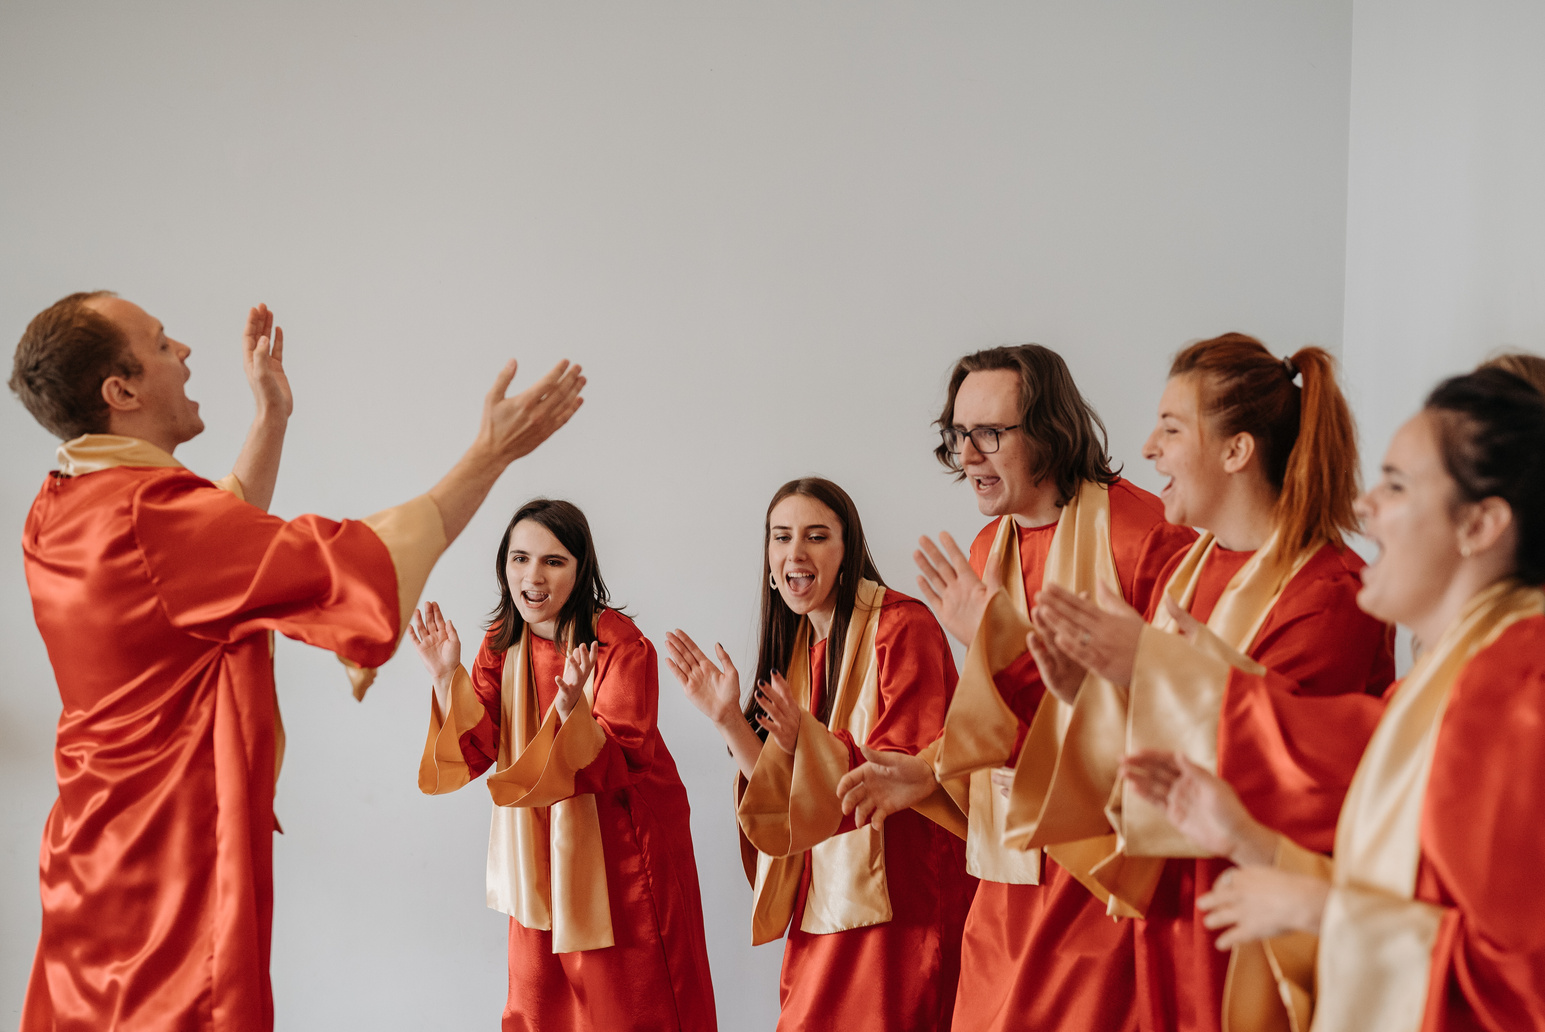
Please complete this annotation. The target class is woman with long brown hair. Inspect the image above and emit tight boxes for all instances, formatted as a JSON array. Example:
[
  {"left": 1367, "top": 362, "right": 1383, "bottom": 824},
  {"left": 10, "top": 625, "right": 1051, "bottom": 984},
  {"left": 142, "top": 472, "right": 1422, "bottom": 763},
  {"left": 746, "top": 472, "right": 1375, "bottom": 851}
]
[
  {"left": 666, "top": 477, "right": 974, "bottom": 1032},
  {"left": 1028, "top": 334, "right": 1395, "bottom": 1031},
  {"left": 411, "top": 498, "right": 715, "bottom": 1032}
]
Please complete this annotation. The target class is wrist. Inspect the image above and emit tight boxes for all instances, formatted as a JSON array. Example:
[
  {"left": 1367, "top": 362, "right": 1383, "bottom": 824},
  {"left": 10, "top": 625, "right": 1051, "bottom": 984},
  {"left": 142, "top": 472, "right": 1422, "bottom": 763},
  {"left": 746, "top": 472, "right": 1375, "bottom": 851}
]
[{"left": 1229, "top": 820, "right": 1279, "bottom": 868}]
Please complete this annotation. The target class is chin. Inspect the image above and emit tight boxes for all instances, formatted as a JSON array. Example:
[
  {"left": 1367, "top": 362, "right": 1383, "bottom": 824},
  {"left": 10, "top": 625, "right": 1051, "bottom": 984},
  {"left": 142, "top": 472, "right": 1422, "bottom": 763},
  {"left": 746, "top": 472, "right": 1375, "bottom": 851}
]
[{"left": 1353, "top": 581, "right": 1394, "bottom": 624}]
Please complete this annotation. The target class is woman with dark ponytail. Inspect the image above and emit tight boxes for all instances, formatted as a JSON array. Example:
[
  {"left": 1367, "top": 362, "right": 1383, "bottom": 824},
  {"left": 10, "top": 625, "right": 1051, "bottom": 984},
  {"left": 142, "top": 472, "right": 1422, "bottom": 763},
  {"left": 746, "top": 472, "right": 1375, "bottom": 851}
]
[
  {"left": 666, "top": 478, "right": 975, "bottom": 1032},
  {"left": 1128, "top": 368, "right": 1545, "bottom": 1032},
  {"left": 1027, "top": 334, "right": 1396, "bottom": 1032}
]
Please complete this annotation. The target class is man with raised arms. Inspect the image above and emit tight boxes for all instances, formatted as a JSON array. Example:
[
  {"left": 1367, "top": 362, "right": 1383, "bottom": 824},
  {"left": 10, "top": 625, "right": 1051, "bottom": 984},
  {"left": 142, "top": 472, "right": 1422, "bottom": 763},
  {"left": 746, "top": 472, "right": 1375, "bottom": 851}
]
[
  {"left": 839, "top": 344, "right": 1194, "bottom": 1032},
  {"left": 9, "top": 291, "right": 583, "bottom": 1032}
]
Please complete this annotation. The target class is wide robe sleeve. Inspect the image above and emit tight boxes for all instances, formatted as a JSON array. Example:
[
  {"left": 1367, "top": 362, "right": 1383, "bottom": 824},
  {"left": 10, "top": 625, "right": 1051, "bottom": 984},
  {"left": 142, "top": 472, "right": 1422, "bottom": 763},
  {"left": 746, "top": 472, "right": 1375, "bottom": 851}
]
[
  {"left": 987, "top": 499, "right": 1199, "bottom": 739},
  {"left": 418, "top": 637, "right": 505, "bottom": 795},
  {"left": 1415, "top": 619, "right": 1545, "bottom": 1032},
  {"left": 487, "top": 621, "right": 662, "bottom": 809},
  {"left": 740, "top": 597, "right": 958, "bottom": 856},
  {"left": 130, "top": 473, "right": 444, "bottom": 674},
  {"left": 1126, "top": 548, "right": 1395, "bottom": 844}
]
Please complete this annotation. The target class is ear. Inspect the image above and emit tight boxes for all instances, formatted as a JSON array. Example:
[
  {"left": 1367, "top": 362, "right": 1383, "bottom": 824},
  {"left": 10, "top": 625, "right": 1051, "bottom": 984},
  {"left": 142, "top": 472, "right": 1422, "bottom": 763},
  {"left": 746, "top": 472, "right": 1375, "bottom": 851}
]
[
  {"left": 1220, "top": 432, "right": 1257, "bottom": 475},
  {"left": 1457, "top": 496, "right": 1515, "bottom": 559},
  {"left": 100, "top": 372, "right": 142, "bottom": 415}
]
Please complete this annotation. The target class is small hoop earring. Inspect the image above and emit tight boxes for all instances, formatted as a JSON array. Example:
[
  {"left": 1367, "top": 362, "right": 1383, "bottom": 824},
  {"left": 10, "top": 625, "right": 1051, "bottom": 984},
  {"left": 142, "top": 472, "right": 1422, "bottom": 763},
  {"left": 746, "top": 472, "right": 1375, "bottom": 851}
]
[
  {"left": 769, "top": 571, "right": 778, "bottom": 589},
  {"left": 839, "top": 569, "right": 846, "bottom": 585}
]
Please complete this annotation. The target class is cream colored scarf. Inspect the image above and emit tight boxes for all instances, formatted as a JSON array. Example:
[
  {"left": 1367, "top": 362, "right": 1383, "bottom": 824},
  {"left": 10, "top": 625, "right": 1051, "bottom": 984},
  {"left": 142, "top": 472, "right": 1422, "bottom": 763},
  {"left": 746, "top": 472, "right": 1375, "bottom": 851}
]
[
  {"left": 927, "top": 479, "right": 1120, "bottom": 886},
  {"left": 1309, "top": 580, "right": 1543, "bottom": 1032},
  {"left": 483, "top": 625, "right": 612, "bottom": 954},
  {"left": 737, "top": 579, "right": 890, "bottom": 945}
]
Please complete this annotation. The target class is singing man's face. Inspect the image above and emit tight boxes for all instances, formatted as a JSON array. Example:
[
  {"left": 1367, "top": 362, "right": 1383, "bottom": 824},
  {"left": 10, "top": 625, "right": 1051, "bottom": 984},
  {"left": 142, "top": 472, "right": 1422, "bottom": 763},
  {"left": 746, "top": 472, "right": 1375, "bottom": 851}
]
[
  {"left": 88, "top": 296, "right": 205, "bottom": 445},
  {"left": 951, "top": 369, "right": 1038, "bottom": 519}
]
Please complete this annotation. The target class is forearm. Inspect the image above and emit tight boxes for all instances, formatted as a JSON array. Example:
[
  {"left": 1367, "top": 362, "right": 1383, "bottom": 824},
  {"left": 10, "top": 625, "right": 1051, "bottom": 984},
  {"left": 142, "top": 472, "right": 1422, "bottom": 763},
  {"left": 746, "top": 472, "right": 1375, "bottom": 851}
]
[
  {"left": 716, "top": 714, "right": 764, "bottom": 780},
  {"left": 431, "top": 670, "right": 458, "bottom": 713},
  {"left": 230, "top": 407, "right": 288, "bottom": 512},
  {"left": 427, "top": 442, "right": 505, "bottom": 546}
]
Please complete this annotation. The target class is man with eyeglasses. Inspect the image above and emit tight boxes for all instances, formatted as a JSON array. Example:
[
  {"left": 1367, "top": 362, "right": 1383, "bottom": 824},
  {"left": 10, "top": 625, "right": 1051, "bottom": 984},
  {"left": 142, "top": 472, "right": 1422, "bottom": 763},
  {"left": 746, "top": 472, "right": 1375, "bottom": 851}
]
[{"left": 838, "top": 344, "right": 1194, "bottom": 1032}]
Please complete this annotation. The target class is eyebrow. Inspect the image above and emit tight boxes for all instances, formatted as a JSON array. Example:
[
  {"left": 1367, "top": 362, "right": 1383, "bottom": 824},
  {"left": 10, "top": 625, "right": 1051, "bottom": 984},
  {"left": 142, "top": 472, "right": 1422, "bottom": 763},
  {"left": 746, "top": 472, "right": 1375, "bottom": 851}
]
[
  {"left": 770, "top": 524, "right": 833, "bottom": 532},
  {"left": 1380, "top": 463, "right": 1404, "bottom": 476}
]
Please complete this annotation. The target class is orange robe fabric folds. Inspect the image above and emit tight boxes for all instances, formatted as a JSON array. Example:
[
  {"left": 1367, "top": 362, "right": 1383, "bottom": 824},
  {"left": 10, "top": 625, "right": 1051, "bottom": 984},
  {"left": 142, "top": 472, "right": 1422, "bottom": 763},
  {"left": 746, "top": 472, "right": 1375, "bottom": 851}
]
[
  {"left": 1134, "top": 542, "right": 1394, "bottom": 1032},
  {"left": 954, "top": 478, "right": 1196, "bottom": 1032},
  {"left": 768, "top": 592, "right": 976, "bottom": 1032},
  {"left": 437, "top": 610, "right": 716, "bottom": 1032},
  {"left": 1407, "top": 616, "right": 1545, "bottom": 1032},
  {"left": 21, "top": 464, "right": 408, "bottom": 1032}
]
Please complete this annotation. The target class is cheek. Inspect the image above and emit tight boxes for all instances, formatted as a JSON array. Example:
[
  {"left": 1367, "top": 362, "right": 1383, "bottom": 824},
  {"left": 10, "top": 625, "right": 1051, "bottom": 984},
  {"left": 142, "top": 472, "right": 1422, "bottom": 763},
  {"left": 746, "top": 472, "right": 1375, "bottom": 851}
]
[{"left": 550, "top": 570, "right": 579, "bottom": 607}]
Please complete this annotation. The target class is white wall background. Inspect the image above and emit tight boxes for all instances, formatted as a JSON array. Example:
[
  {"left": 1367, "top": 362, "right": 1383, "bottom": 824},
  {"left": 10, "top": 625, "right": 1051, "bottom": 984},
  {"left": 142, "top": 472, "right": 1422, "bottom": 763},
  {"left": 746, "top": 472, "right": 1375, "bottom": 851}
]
[
  {"left": 2, "top": 2, "right": 1368, "bottom": 1028},
  {"left": 1340, "top": 0, "right": 1545, "bottom": 477}
]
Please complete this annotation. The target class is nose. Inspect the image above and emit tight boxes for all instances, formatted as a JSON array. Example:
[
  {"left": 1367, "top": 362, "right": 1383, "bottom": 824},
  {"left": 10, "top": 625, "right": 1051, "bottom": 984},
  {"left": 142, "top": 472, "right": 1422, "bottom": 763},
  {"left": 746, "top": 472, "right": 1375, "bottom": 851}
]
[
  {"left": 1352, "top": 490, "right": 1373, "bottom": 527},
  {"left": 174, "top": 339, "right": 191, "bottom": 362},
  {"left": 1141, "top": 427, "right": 1160, "bottom": 461},
  {"left": 960, "top": 436, "right": 985, "bottom": 465}
]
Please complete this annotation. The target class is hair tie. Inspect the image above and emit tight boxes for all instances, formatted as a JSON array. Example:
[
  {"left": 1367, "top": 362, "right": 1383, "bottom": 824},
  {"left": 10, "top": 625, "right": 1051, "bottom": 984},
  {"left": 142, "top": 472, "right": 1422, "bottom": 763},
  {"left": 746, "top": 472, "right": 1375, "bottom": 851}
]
[{"left": 1282, "top": 355, "right": 1299, "bottom": 379}]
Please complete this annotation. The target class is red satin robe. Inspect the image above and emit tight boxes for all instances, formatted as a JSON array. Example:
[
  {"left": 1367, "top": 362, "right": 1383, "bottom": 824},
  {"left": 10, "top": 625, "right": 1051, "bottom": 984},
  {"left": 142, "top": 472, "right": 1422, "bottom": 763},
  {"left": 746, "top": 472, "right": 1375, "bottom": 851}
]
[
  {"left": 1414, "top": 615, "right": 1545, "bottom": 1031},
  {"left": 457, "top": 609, "right": 716, "bottom": 1032},
  {"left": 1134, "top": 543, "right": 1396, "bottom": 1032},
  {"left": 776, "top": 592, "right": 976, "bottom": 1032},
  {"left": 954, "top": 478, "right": 1197, "bottom": 1032},
  {"left": 20, "top": 466, "right": 405, "bottom": 1032}
]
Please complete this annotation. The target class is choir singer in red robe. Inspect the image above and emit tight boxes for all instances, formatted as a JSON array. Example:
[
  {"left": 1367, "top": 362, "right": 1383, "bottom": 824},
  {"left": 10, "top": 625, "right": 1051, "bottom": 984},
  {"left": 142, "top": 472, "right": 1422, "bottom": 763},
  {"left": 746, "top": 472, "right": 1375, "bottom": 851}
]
[
  {"left": 1137, "top": 367, "right": 1545, "bottom": 1032},
  {"left": 667, "top": 478, "right": 975, "bottom": 1032},
  {"left": 1029, "top": 335, "right": 1394, "bottom": 1032},
  {"left": 837, "top": 344, "right": 1195, "bottom": 1032},
  {"left": 412, "top": 499, "right": 716, "bottom": 1032},
  {"left": 10, "top": 290, "right": 584, "bottom": 1032}
]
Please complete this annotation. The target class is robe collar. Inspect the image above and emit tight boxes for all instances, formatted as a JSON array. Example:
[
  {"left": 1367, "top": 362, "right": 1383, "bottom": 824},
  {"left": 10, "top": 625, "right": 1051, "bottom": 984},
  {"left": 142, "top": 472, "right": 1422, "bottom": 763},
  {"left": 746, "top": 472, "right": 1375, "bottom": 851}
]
[{"left": 57, "top": 434, "right": 183, "bottom": 476}]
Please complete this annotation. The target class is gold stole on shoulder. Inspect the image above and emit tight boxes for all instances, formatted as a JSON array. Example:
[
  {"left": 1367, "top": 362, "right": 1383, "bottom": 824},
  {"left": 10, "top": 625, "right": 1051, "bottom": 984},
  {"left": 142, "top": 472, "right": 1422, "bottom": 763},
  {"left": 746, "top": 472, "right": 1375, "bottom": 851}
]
[
  {"left": 482, "top": 626, "right": 613, "bottom": 953},
  {"left": 736, "top": 580, "right": 889, "bottom": 945},
  {"left": 1305, "top": 581, "right": 1543, "bottom": 1032},
  {"left": 930, "top": 479, "right": 1119, "bottom": 887}
]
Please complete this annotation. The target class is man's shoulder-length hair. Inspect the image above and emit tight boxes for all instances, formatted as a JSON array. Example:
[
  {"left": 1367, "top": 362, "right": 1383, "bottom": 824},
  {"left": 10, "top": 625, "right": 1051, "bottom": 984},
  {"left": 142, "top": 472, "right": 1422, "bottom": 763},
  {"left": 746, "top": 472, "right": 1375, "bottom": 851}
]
[{"left": 934, "top": 343, "right": 1118, "bottom": 505}]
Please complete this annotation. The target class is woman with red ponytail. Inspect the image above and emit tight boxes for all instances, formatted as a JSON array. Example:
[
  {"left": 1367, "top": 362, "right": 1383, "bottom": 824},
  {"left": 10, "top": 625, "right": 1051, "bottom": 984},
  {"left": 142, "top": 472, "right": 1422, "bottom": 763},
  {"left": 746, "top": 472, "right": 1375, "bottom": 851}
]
[{"left": 1023, "top": 333, "right": 1395, "bottom": 1032}]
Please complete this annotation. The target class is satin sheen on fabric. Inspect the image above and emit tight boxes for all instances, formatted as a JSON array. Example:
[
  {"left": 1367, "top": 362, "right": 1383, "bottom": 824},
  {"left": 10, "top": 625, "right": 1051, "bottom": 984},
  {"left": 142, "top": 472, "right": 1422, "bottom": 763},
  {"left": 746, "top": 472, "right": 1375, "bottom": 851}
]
[
  {"left": 1310, "top": 583, "right": 1544, "bottom": 1032},
  {"left": 420, "top": 609, "right": 716, "bottom": 1032},
  {"left": 948, "top": 478, "right": 1196, "bottom": 1032},
  {"left": 739, "top": 586, "right": 974, "bottom": 1032},
  {"left": 1129, "top": 540, "right": 1395, "bottom": 1032},
  {"left": 20, "top": 436, "right": 430, "bottom": 1032}
]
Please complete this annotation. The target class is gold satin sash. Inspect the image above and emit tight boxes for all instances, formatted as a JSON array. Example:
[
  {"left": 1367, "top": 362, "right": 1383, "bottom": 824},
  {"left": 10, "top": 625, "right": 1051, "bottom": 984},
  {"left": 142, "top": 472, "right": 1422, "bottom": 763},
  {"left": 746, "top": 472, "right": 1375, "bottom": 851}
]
[
  {"left": 931, "top": 480, "right": 1125, "bottom": 890},
  {"left": 736, "top": 579, "right": 890, "bottom": 945},
  {"left": 1307, "top": 581, "right": 1543, "bottom": 1032},
  {"left": 1062, "top": 530, "right": 1309, "bottom": 923},
  {"left": 482, "top": 626, "right": 612, "bottom": 953}
]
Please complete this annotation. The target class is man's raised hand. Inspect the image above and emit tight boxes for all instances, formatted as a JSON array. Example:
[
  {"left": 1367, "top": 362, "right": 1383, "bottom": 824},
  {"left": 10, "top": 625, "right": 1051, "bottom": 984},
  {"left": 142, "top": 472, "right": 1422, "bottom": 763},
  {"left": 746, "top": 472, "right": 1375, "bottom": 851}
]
[
  {"left": 479, "top": 359, "right": 585, "bottom": 465},
  {"left": 915, "top": 531, "right": 1001, "bottom": 646},
  {"left": 241, "top": 304, "right": 292, "bottom": 420}
]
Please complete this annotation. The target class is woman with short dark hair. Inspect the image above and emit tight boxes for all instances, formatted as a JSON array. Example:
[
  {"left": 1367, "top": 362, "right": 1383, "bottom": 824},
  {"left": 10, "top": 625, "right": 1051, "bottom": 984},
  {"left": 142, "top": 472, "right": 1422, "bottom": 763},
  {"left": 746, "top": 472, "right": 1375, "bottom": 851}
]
[{"left": 411, "top": 498, "right": 716, "bottom": 1032}]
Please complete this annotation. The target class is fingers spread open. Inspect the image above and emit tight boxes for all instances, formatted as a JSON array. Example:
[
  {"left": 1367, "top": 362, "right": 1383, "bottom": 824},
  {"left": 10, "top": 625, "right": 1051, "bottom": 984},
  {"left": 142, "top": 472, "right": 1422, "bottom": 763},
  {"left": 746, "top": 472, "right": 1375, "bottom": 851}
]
[
  {"left": 938, "top": 531, "right": 972, "bottom": 574},
  {"left": 485, "top": 359, "right": 520, "bottom": 407}
]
